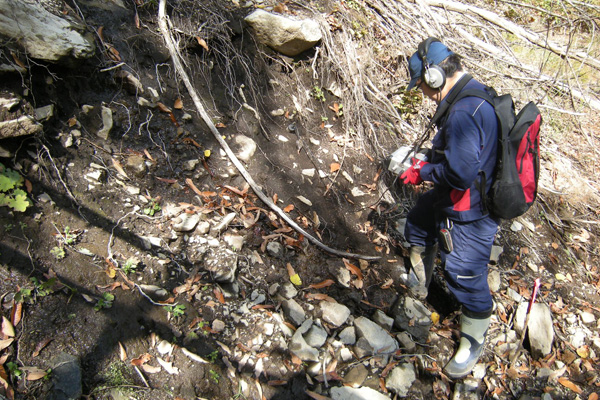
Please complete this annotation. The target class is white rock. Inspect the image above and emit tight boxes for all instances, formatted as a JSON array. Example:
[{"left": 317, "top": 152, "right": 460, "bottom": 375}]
[
  {"left": 234, "top": 135, "right": 257, "bottom": 162},
  {"left": 302, "top": 168, "right": 315, "bottom": 177},
  {"left": 330, "top": 386, "right": 390, "bottom": 400}
]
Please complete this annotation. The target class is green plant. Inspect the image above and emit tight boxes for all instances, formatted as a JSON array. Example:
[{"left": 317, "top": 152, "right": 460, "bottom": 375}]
[
  {"left": 0, "top": 162, "right": 31, "bottom": 212},
  {"left": 164, "top": 304, "right": 185, "bottom": 318},
  {"left": 6, "top": 362, "right": 22, "bottom": 380},
  {"left": 209, "top": 369, "right": 219, "bottom": 383},
  {"left": 51, "top": 246, "right": 66, "bottom": 260},
  {"left": 4, "top": 223, "right": 13, "bottom": 232},
  {"left": 121, "top": 257, "right": 139, "bottom": 274},
  {"left": 94, "top": 292, "right": 115, "bottom": 311},
  {"left": 15, "top": 277, "right": 57, "bottom": 303},
  {"left": 311, "top": 86, "right": 326, "bottom": 102},
  {"left": 143, "top": 198, "right": 161, "bottom": 216},
  {"left": 207, "top": 350, "right": 219, "bottom": 363},
  {"left": 61, "top": 226, "right": 78, "bottom": 245}
]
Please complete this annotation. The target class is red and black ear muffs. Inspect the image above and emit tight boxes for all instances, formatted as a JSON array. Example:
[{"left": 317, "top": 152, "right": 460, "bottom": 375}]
[{"left": 418, "top": 37, "right": 446, "bottom": 90}]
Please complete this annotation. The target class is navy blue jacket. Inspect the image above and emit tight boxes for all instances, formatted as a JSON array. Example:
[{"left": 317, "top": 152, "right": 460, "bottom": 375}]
[{"left": 419, "top": 78, "right": 498, "bottom": 221}]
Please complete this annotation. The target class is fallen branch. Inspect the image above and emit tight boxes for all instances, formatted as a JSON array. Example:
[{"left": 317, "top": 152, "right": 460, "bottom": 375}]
[
  {"left": 420, "top": 0, "right": 600, "bottom": 71},
  {"left": 157, "top": 0, "right": 379, "bottom": 261}
]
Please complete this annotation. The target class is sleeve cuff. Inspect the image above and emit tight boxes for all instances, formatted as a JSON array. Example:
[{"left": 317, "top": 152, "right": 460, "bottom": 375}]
[{"left": 419, "top": 163, "right": 434, "bottom": 182}]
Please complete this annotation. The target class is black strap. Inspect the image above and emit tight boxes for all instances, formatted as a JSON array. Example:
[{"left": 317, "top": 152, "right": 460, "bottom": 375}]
[{"left": 410, "top": 74, "right": 474, "bottom": 158}]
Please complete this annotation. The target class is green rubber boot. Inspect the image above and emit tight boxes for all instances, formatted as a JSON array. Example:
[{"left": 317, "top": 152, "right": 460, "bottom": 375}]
[
  {"left": 408, "top": 245, "right": 438, "bottom": 299},
  {"left": 444, "top": 314, "right": 491, "bottom": 379}
]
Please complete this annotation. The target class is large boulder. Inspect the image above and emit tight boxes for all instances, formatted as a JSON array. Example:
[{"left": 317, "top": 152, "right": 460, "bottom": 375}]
[
  {"left": 0, "top": 0, "right": 95, "bottom": 63},
  {"left": 244, "top": 9, "right": 321, "bottom": 57}
]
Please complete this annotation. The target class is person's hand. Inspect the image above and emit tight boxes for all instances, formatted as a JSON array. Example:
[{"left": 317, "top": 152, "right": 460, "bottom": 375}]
[{"left": 400, "top": 158, "right": 429, "bottom": 185}]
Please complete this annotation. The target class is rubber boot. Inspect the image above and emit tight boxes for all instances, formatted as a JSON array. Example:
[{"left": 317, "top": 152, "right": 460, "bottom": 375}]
[
  {"left": 444, "top": 313, "right": 491, "bottom": 379},
  {"left": 408, "top": 245, "right": 438, "bottom": 300}
]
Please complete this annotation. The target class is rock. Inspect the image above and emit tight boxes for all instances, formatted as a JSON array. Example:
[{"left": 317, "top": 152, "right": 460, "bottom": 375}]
[
  {"left": 266, "top": 241, "right": 284, "bottom": 258},
  {"left": 201, "top": 247, "right": 238, "bottom": 283},
  {"left": 385, "top": 363, "right": 416, "bottom": 397},
  {"left": 125, "top": 155, "right": 147, "bottom": 177},
  {"left": 34, "top": 104, "right": 54, "bottom": 121},
  {"left": 212, "top": 212, "right": 237, "bottom": 234},
  {"left": 330, "top": 386, "right": 391, "bottom": 400},
  {"left": 451, "top": 378, "right": 479, "bottom": 400},
  {"left": 0, "top": 0, "right": 95, "bottom": 63},
  {"left": 289, "top": 319, "right": 319, "bottom": 361},
  {"left": 279, "top": 282, "right": 298, "bottom": 299},
  {"left": 339, "top": 326, "right": 356, "bottom": 345},
  {"left": 320, "top": 301, "right": 350, "bottom": 327},
  {"left": 579, "top": 310, "right": 596, "bottom": 324},
  {"left": 488, "top": 269, "right": 501, "bottom": 293},
  {"left": 302, "top": 168, "right": 315, "bottom": 177},
  {"left": 354, "top": 316, "right": 398, "bottom": 355},
  {"left": 340, "top": 347, "right": 353, "bottom": 362},
  {"left": 353, "top": 337, "right": 374, "bottom": 359},
  {"left": 396, "top": 332, "right": 416, "bottom": 352},
  {"left": 391, "top": 297, "right": 432, "bottom": 341},
  {"left": 304, "top": 323, "right": 327, "bottom": 348},
  {"left": 372, "top": 310, "right": 394, "bottom": 332},
  {"left": 244, "top": 10, "right": 322, "bottom": 57},
  {"left": 47, "top": 352, "right": 82, "bottom": 400},
  {"left": 212, "top": 319, "right": 226, "bottom": 333},
  {"left": 510, "top": 221, "right": 523, "bottom": 232},
  {"left": 233, "top": 134, "right": 257, "bottom": 162},
  {"left": 0, "top": 144, "right": 11, "bottom": 158},
  {"left": 489, "top": 245, "right": 503, "bottom": 264},
  {"left": 114, "top": 70, "right": 144, "bottom": 95},
  {"left": 0, "top": 116, "right": 42, "bottom": 138},
  {"left": 182, "top": 159, "right": 200, "bottom": 171},
  {"left": 344, "top": 364, "right": 368, "bottom": 387},
  {"left": 172, "top": 213, "right": 200, "bottom": 232},
  {"left": 97, "top": 106, "right": 113, "bottom": 140},
  {"left": 515, "top": 302, "right": 554, "bottom": 357},
  {"left": 282, "top": 299, "right": 305, "bottom": 326},
  {"left": 224, "top": 233, "right": 245, "bottom": 250}
]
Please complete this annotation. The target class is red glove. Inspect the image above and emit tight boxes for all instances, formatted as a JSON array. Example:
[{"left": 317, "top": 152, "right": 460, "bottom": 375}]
[{"left": 400, "top": 158, "right": 428, "bottom": 185}]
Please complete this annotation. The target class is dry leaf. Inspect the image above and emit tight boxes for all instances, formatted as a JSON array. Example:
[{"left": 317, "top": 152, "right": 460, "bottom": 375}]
[
  {"left": 309, "top": 279, "right": 335, "bottom": 289},
  {"left": 343, "top": 258, "right": 363, "bottom": 279},
  {"left": 141, "top": 364, "right": 162, "bottom": 374},
  {"left": 558, "top": 377, "right": 583, "bottom": 394},
  {"left": 380, "top": 278, "right": 394, "bottom": 289},
  {"left": 306, "top": 390, "right": 329, "bottom": 400},
  {"left": 0, "top": 339, "right": 14, "bottom": 351},
  {"left": 283, "top": 204, "right": 295, "bottom": 213},
  {"left": 134, "top": 13, "right": 140, "bottom": 29},
  {"left": 157, "top": 357, "right": 179, "bottom": 374},
  {"left": 185, "top": 178, "right": 203, "bottom": 196},
  {"left": 306, "top": 293, "right": 336, "bottom": 302},
  {"left": 588, "top": 393, "right": 599, "bottom": 400},
  {"left": 1, "top": 317, "right": 15, "bottom": 338},
  {"left": 32, "top": 338, "right": 52, "bottom": 358},
  {"left": 131, "top": 353, "right": 152, "bottom": 366},
  {"left": 214, "top": 288, "right": 225, "bottom": 304},
  {"left": 196, "top": 37, "right": 209, "bottom": 51},
  {"left": 174, "top": 98, "right": 183, "bottom": 109},
  {"left": 181, "top": 347, "right": 208, "bottom": 363},
  {"left": 330, "top": 162, "right": 340, "bottom": 172},
  {"left": 22, "top": 367, "right": 47, "bottom": 381},
  {"left": 68, "top": 117, "right": 78, "bottom": 127},
  {"left": 156, "top": 102, "right": 172, "bottom": 113},
  {"left": 11, "top": 51, "right": 26, "bottom": 69},
  {"left": 118, "top": 342, "right": 127, "bottom": 361}
]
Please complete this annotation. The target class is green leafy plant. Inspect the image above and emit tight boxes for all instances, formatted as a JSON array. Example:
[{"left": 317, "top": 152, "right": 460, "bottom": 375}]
[
  {"left": 94, "top": 292, "right": 115, "bottom": 311},
  {"left": 311, "top": 86, "right": 326, "bottom": 102},
  {"left": 207, "top": 350, "right": 219, "bottom": 363},
  {"left": 51, "top": 246, "right": 66, "bottom": 260},
  {"left": 4, "top": 223, "right": 13, "bottom": 232},
  {"left": 143, "top": 198, "right": 161, "bottom": 216},
  {"left": 6, "top": 362, "right": 22, "bottom": 380},
  {"left": 15, "top": 277, "right": 57, "bottom": 303},
  {"left": 209, "top": 369, "right": 219, "bottom": 384},
  {"left": 164, "top": 304, "right": 185, "bottom": 318},
  {"left": 61, "top": 226, "right": 78, "bottom": 245},
  {"left": 0, "top": 163, "right": 31, "bottom": 212},
  {"left": 121, "top": 257, "right": 139, "bottom": 274}
]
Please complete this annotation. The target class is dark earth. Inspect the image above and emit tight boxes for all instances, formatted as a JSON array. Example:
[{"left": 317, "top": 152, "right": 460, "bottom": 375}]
[{"left": 1, "top": 0, "right": 600, "bottom": 399}]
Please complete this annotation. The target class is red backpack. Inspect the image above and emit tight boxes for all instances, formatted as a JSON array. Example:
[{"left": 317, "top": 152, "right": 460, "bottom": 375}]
[{"left": 451, "top": 88, "right": 542, "bottom": 219}]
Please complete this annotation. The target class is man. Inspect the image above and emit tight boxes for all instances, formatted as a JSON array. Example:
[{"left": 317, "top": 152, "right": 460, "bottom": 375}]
[{"left": 400, "top": 38, "right": 499, "bottom": 379}]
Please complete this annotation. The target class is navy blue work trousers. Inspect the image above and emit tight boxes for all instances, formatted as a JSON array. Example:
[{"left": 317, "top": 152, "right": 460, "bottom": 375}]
[{"left": 404, "top": 190, "right": 499, "bottom": 315}]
